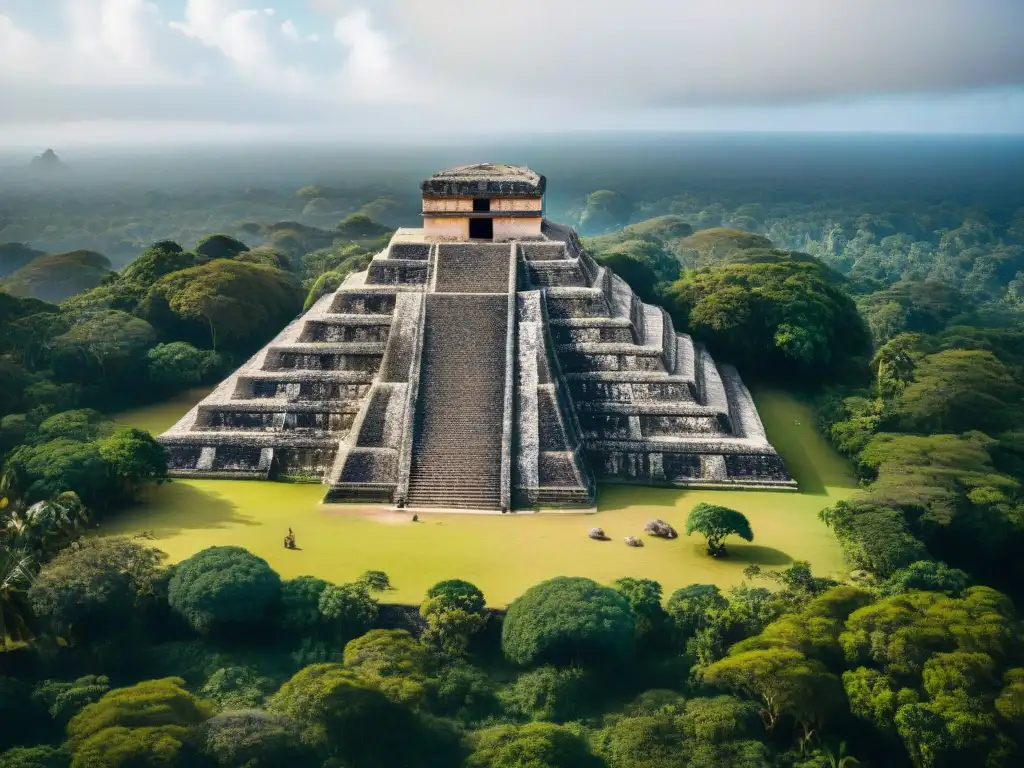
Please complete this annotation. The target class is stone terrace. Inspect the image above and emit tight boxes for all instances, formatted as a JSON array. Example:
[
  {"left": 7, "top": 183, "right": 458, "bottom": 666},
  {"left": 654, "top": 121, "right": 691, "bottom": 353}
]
[{"left": 158, "top": 169, "right": 795, "bottom": 509}]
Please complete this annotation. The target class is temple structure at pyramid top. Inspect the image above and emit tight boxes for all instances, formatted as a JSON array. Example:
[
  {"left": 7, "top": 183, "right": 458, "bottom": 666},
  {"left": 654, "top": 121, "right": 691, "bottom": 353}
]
[{"left": 158, "top": 163, "right": 796, "bottom": 512}]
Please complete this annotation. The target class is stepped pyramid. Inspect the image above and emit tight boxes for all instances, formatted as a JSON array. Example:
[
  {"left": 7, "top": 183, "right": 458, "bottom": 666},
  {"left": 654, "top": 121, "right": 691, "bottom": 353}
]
[{"left": 159, "top": 164, "right": 795, "bottom": 511}]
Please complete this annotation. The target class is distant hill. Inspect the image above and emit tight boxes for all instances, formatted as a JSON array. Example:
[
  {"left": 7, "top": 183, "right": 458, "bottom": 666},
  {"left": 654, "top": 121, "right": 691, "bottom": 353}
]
[
  {"left": 1, "top": 249, "right": 113, "bottom": 303},
  {"left": 29, "top": 148, "right": 68, "bottom": 174},
  {"left": 0, "top": 242, "right": 47, "bottom": 277}
]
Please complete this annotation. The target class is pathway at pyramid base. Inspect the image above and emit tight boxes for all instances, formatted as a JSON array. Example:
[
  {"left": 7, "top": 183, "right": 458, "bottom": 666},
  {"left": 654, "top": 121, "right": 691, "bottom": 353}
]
[{"left": 105, "top": 390, "right": 851, "bottom": 606}]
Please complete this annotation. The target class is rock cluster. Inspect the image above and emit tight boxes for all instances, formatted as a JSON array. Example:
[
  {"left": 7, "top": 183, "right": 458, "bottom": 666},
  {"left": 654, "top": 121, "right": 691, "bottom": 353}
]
[{"left": 643, "top": 519, "right": 678, "bottom": 539}]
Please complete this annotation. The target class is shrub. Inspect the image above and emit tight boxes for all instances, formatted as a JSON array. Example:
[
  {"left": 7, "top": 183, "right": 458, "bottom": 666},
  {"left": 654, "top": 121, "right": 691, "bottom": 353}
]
[
  {"left": 66, "top": 677, "right": 213, "bottom": 746},
  {"left": 199, "top": 709, "right": 310, "bottom": 768},
  {"left": 501, "top": 666, "right": 592, "bottom": 722},
  {"left": 168, "top": 547, "right": 281, "bottom": 634},
  {"left": 502, "top": 577, "right": 636, "bottom": 666}
]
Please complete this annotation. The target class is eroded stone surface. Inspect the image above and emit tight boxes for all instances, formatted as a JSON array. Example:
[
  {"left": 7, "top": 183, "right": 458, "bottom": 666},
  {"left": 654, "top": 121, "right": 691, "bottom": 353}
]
[{"left": 158, "top": 165, "right": 795, "bottom": 510}]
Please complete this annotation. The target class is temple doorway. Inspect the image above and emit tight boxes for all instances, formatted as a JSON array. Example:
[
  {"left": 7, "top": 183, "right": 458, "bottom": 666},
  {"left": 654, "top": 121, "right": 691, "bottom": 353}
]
[{"left": 469, "top": 217, "right": 493, "bottom": 239}]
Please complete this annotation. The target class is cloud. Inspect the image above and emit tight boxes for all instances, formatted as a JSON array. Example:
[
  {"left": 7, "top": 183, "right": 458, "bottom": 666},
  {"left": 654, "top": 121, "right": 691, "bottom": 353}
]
[
  {"left": 0, "top": 0, "right": 181, "bottom": 86},
  {"left": 0, "top": 0, "right": 1023, "bottom": 138},
  {"left": 391, "top": 0, "right": 1024, "bottom": 107}
]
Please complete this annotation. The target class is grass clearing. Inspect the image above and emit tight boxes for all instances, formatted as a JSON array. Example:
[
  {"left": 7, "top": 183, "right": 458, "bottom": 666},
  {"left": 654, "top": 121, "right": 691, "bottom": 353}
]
[{"left": 105, "top": 389, "right": 854, "bottom": 606}]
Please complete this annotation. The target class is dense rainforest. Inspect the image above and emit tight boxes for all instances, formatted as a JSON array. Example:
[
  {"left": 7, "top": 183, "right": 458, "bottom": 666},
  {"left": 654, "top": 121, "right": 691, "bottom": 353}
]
[{"left": 2, "top": 143, "right": 1024, "bottom": 767}]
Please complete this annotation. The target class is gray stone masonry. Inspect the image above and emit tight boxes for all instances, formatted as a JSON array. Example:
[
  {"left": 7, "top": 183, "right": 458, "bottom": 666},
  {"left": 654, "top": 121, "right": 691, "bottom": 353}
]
[{"left": 158, "top": 165, "right": 795, "bottom": 505}]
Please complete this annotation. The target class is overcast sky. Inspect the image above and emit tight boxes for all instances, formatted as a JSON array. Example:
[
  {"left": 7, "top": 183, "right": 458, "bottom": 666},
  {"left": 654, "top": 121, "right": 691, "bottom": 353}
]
[{"left": 1, "top": 0, "right": 1023, "bottom": 147}]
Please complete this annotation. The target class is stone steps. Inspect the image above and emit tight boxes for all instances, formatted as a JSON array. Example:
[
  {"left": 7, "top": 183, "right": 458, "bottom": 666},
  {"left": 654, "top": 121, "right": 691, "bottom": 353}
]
[{"left": 406, "top": 292, "right": 508, "bottom": 510}]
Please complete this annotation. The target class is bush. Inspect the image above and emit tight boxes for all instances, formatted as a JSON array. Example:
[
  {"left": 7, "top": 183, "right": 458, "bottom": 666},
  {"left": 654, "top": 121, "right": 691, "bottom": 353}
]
[
  {"left": 279, "top": 576, "right": 332, "bottom": 637},
  {"left": 168, "top": 547, "right": 281, "bottom": 634},
  {"left": 199, "top": 709, "right": 310, "bottom": 768},
  {"left": 502, "top": 577, "right": 636, "bottom": 666},
  {"left": 317, "top": 583, "right": 377, "bottom": 642},
  {"left": 466, "top": 722, "right": 603, "bottom": 768},
  {"left": 146, "top": 342, "right": 220, "bottom": 392},
  {"left": 267, "top": 664, "right": 414, "bottom": 764},
  {"left": 66, "top": 677, "right": 213, "bottom": 746},
  {"left": 0, "top": 745, "right": 69, "bottom": 768},
  {"left": 429, "top": 662, "right": 498, "bottom": 722},
  {"left": 501, "top": 666, "right": 592, "bottom": 722},
  {"left": 70, "top": 725, "right": 194, "bottom": 768},
  {"left": 356, "top": 570, "right": 392, "bottom": 592},
  {"left": 199, "top": 667, "right": 275, "bottom": 710},
  {"left": 28, "top": 538, "right": 164, "bottom": 646}
]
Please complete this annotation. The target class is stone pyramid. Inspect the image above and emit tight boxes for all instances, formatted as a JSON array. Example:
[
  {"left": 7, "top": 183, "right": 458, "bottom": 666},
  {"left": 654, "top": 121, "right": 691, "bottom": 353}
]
[{"left": 159, "top": 164, "right": 795, "bottom": 511}]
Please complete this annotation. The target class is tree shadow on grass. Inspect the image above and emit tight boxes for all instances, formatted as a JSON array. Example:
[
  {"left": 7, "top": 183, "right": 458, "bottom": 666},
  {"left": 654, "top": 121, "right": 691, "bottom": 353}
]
[
  {"left": 106, "top": 481, "right": 258, "bottom": 539},
  {"left": 710, "top": 544, "right": 792, "bottom": 567}
]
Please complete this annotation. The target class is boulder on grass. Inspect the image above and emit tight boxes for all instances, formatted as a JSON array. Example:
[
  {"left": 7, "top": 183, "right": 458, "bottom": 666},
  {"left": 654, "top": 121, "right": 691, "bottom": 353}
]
[
  {"left": 589, "top": 527, "right": 609, "bottom": 541},
  {"left": 643, "top": 519, "right": 678, "bottom": 539},
  {"left": 625, "top": 536, "right": 644, "bottom": 548}
]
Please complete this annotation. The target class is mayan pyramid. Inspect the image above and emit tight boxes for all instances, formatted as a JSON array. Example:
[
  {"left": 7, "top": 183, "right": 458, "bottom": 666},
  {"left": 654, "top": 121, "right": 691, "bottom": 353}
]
[{"left": 159, "top": 164, "right": 796, "bottom": 511}]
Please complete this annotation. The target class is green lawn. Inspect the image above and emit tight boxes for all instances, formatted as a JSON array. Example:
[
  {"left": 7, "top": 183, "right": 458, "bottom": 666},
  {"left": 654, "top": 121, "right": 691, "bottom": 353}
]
[{"left": 105, "top": 389, "right": 854, "bottom": 606}]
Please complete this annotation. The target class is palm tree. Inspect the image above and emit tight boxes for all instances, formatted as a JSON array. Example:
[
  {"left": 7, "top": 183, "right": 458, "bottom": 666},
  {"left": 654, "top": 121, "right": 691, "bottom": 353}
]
[
  {"left": 825, "top": 741, "right": 862, "bottom": 768},
  {"left": 0, "top": 547, "right": 36, "bottom": 649},
  {"left": 3, "top": 492, "right": 88, "bottom": 556}
]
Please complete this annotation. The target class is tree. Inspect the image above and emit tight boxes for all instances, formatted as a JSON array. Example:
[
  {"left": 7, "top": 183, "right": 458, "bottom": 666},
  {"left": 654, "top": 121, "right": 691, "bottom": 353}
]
[
  {"left": 429, "top": 662, "right": 498, "bottom": 722},
  {"left": 279, "top": 575, "right": 332, "bottom": 637},
  {"left": 28, "top": 537, "right": 163, "bottom": 646},
  {"left": 872, "top": 332, "right": 925, "bottom": 399},
  {"left": 49, "top": 310, "right": 156, "bottom": 387},
  {"left": 31, "top": 675, "right": 110, "bottom": 726},
  {"left": 343, "top": 629, "right": 434, "bottom": 706},
  {"left": 501, "top": 666, "right": 591, "bottom": 722},
  {"left": 502, "top": 577, "right": 636, "bottom": 666},
  {"left": 466, "top": 722, "right": 603, "bottom": 768},
  {"left": 0, "top": 548, "right": 35, "bottom": 648},
  {"left": 144, "top": 260, "right": 302, "bottom": 352},
  {"left": 303, "top": 271, "right": 343, "bottom": 312},
  {"left": 839, "top": 587, "right": 1016, "bottom": 679},
  {"left": 5, "top": 492, "right": 88, "bottom": 557},
  {"left": 195, "top": 234, "right": 249, "bottom": 261},
  {"left": 4, "top": 439, "right": 110, "bottom": 507},
  {"left": 198, "top": 709, "right": 311, "bottom": 768},
  {"left": 66, "top": 677, "right": 214, "bottom": 746},
  {"left": 895, "top": 349, "right": 1023, "bottom": 435},
  {"left": 842, "top": 667, "right": 918, "bottom": 735},
  {"left": 267, "top": 663, "right": 415, "bottom": 764},
  {"left": 317, "top": 582, "right": 377, "bottom": 642},
  {"left": 664, "top": 260, "right": 870, "bottom": 382},
  {"left": 818, "top": 501, "right": 927, "bottom": 577},
  {"left": 882, "top": 560, "right": 970, "bottom": 596},
  {"left": 685, "top": 503, "right": 753, "bottom": 556},
  {"left": 612, "top": 577, "right": 669, "bottom": 648},
  {"left": 96, "top": 428, "right": 167, "bottom": 502},
  {"left": 598, "top": 707, "right": 690, "bottom": 767},
  {"left": 34, "top": 410, "right": 110, "bottom": 443},
  {"left": 420, "top": 579, "right": 487, "bottom": 655},
  {"left": 356, "top": 570, "right": 392, "bottom": 592},
  {"left": 596, "top": 252, "right": 663, "bottom": 304},
  {"left": 146, "top": 342, "right": 220, "bottom": 392},
  {"left": 0, "top": 744, "right": 69, "bottom": 768},
  {"left": 665, "top": 584, "right": 728, "bottom": 642},
  {"left": 199, "top": 667, "right": 274, "bottom": 710},
  {"left": 119, "top": 242, "right": 198, "bottom": 286},
  {"left": 69, "top": 725, "right": 194, "bottom": 768},
  {"left": 168, "top": 546, "right": 281, "bottom": 634},
  {"left": 703, "top": 648, "right": 843, "bottom": 734}
]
